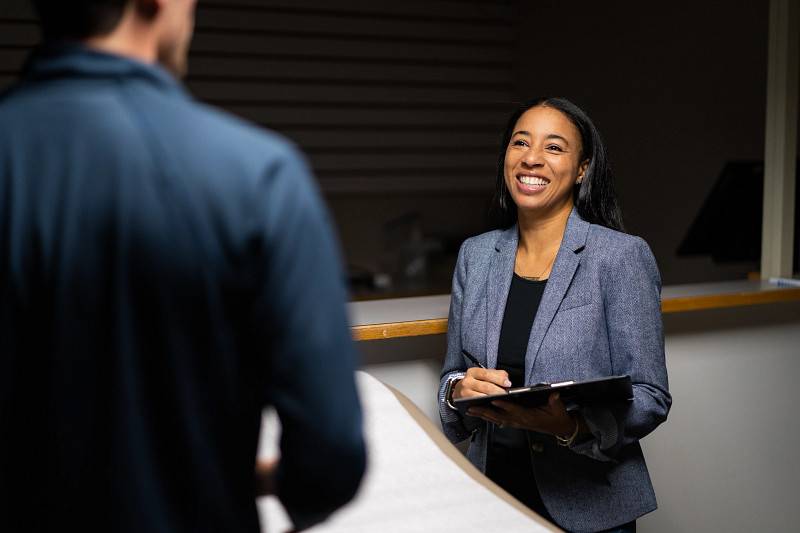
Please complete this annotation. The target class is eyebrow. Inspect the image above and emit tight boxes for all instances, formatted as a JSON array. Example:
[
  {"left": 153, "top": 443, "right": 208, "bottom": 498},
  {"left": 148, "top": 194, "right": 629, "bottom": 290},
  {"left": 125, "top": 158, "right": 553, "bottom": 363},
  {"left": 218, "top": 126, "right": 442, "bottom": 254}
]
[{"left": 512, "top": 131, "right": 570, "bottom": 145}]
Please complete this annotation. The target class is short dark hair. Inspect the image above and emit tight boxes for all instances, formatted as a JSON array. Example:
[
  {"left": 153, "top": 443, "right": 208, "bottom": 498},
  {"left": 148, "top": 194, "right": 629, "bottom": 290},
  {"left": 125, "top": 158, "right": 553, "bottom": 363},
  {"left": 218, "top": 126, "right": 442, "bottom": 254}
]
[
  {"left": 32, "top": 0, "right": 128, "bottom": 40},
  {"left": 490, "top": 97, "right": 625, "bottom": 232}
]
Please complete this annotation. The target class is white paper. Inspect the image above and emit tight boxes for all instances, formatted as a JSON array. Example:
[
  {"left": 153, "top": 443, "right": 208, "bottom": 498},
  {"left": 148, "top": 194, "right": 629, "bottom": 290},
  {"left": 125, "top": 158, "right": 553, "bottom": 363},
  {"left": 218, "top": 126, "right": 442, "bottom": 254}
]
[{"left": 256, "top": 371, "right": 559, "bottom": 533}]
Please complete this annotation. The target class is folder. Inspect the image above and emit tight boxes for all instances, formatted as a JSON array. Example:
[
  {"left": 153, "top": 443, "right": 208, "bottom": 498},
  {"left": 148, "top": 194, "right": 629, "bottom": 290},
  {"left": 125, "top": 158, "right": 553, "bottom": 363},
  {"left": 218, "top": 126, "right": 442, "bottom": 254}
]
[{"left": 452, "top": 375, "right": 633, "bottom": 415}]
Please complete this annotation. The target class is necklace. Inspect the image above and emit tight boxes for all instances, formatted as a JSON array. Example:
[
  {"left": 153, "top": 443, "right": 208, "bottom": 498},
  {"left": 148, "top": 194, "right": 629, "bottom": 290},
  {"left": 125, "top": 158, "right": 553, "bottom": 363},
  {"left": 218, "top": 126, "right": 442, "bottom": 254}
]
[{"left": 517, "top": 249, "right": 558, "bottom": 281}]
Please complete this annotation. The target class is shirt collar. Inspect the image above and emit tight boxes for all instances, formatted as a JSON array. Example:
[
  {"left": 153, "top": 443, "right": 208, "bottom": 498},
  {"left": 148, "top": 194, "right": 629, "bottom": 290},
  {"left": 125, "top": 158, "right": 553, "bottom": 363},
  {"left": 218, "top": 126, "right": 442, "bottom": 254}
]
[{"left": 22, "top": 41, "right": 188, "bottom": 98}]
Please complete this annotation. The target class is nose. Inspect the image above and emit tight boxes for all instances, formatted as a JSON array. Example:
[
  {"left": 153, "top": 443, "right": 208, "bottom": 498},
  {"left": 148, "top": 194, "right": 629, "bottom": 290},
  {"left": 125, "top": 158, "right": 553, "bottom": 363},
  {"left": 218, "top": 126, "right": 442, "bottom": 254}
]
[{"left": 521, "top": 145, "right": 544, "bottom": 167}]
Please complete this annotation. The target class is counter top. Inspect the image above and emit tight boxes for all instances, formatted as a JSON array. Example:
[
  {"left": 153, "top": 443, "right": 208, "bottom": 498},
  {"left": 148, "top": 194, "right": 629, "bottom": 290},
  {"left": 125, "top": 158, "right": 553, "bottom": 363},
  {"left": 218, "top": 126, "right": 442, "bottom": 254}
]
[{"left": 348, "top": 280, "right": 800, "bottom": 341}]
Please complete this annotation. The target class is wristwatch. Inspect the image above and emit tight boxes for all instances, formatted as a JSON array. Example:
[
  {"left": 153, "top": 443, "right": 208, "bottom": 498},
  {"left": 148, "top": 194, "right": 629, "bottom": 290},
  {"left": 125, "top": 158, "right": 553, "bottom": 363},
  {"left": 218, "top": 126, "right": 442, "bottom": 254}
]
[{"left": 444, "top": 374, "right": 464, "bottom": 411}]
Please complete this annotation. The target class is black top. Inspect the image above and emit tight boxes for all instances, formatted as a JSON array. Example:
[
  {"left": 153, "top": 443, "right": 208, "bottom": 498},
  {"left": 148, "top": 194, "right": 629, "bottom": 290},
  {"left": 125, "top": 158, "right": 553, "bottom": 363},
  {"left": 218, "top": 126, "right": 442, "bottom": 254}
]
[
  {"left": 486, "top": 273, "right": 553, "bottom": 519},
  {"left": 0, "top": 46, "right": 365, "bottom": 533},
  {"left": 496, "top": 274, "right": 547, "bottom": 389}
]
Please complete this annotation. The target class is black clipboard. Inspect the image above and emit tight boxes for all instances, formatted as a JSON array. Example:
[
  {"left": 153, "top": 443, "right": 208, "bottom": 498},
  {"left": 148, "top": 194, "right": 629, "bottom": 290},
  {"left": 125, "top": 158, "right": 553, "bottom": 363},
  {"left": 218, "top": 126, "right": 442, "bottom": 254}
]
[{"left": 452, "top": 375, "right": 633, "bottom": 415}]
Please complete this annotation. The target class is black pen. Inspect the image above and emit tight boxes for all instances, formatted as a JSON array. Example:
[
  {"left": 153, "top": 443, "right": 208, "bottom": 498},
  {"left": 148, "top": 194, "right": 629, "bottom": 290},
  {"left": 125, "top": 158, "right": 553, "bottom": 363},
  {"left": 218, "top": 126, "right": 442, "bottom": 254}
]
[{"left": 461, "top": 349, "right": 486, "bottom": 369}]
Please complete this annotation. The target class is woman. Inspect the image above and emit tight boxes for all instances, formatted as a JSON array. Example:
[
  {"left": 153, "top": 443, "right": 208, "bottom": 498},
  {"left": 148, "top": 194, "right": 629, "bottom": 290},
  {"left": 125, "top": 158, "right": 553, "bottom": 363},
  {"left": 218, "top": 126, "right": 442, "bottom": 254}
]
[{"left": 437, "top": 97, "right": 671, "bottom": 533}]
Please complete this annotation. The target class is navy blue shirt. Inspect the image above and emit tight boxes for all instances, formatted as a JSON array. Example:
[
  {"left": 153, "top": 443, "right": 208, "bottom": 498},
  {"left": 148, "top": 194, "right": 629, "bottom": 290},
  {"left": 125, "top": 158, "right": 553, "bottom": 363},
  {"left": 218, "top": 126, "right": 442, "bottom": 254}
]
[{"left": 0, "top": 45, "right": 365, "bottom": 533}]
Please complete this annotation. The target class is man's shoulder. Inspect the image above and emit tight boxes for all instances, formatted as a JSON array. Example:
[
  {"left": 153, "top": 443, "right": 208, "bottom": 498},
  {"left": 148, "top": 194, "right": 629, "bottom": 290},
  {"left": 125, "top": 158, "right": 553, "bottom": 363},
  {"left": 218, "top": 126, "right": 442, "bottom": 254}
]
[
  {"left": 0, "top": 80, "right": 57, "bottom": 120},
  {"left": 0, "top": 76, "right": 300, "bottom": 168},
  {"left": 173, "top": 99, "right": 301, "bottom": 167}
]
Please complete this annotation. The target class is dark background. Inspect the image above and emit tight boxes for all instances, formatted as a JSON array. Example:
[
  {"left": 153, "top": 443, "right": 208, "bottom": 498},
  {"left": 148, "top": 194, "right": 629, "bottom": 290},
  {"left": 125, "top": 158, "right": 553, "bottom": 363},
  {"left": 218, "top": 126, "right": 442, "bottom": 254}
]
[{"left": 2, "top": 0, "right": 792, "bottom": 296}]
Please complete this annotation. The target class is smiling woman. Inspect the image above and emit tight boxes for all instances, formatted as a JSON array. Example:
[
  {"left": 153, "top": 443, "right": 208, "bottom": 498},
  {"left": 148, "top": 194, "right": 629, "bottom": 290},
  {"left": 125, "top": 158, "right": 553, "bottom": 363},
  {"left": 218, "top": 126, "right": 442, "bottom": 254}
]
[
  {"left": 493, "top": 97, "right": 624, "bottom": 233},
  {"left": 504, "top": 106, "right": 587, "bottom": 223},
  {"left": 438, "top": 97, "right": 671, "bottom": 533}
]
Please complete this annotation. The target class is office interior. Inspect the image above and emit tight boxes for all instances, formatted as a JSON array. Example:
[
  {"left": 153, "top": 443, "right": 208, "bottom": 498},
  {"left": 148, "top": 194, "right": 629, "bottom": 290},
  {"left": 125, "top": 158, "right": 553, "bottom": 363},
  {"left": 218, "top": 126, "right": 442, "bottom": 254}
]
[{"left": 1, "top": 1, "right": 798, "bottom": 531}]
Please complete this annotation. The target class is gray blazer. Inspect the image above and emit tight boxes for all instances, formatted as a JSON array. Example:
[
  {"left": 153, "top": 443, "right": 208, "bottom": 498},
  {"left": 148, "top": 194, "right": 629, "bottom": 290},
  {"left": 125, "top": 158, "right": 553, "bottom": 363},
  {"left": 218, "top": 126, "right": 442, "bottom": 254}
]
[{"left": 438, "top": 209, "right": 671, "bottom": 533}]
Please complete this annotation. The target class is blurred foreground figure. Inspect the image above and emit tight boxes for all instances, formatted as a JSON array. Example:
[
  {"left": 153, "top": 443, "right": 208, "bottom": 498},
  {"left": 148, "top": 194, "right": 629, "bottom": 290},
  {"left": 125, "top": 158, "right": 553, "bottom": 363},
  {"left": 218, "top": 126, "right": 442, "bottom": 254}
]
[{"left": 0, "top": 1, "right": 366, "bottom": 531}]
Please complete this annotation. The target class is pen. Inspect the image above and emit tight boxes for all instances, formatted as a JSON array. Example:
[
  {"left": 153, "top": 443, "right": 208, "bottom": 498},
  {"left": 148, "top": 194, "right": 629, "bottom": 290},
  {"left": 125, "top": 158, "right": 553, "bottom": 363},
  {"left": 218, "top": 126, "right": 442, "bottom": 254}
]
[{"left": 461, "top": 349, "right": 486, "bottom": 369}]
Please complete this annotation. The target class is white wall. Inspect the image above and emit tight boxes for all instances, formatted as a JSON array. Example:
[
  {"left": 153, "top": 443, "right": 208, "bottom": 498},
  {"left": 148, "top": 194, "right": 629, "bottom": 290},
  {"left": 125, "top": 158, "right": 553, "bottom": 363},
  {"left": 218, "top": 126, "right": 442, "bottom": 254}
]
[
  {"left": 361, "top": 302, "right": 800, "bottom": 532},
  {"left": 641, "top": 302, "right": 800, "bottom": 532}
]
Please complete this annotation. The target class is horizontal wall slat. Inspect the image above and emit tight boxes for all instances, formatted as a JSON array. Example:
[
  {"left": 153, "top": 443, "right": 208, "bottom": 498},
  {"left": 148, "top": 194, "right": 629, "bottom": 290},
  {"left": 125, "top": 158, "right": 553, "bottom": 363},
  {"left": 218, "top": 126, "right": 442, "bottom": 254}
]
[
  {"left": 317, "top": 175, "right": 494, "bottom": 194},
  {"left": 187, "top": 57, "right": 511, "bottom": 85},
  {"left": 0, "top": 22, "right": 512, "bottom": 69},
  {"left": 0, "top": 20, "right": 509, "bottom": 49},
  {"left": 218, "top": 105, "right": 510, "bottom": 128},
  {"left": 0, "top": 25, "right": 509, "bottom": 53},
  {"left": 187, "top": 80, "right": 510, "bottom": 104},
  {"left": 195, "top": 8, "right": 511, "bottom": 44},
  {"left": 308, "top": 153, "right": 495, "bottom": 171},
  {"left": 0, "top": 0, "right": 512, "bottom": 24},
  {"left": 318, "top": 167, "right": 494, "bottom": 178},
  {"left": 0, "top": 46, "right": 512, "bottom": 81},
  {"left": 284, "top": 130, "right": 502, "bottom": 150},
  {"left": 189, "top": 50, "right": 509, "bottom": 68},
  {"left": 318, "top": 166, "right": 493, "bottom": 177},
  {"left": 190, "top": 33, "right": 510, "bottom": 63},
  {"left": 198, "top": 0, "right": 512, "bottom": 22},
  {"left": 306, "top": 146, "right": 497, "bottom": 156},
  {"left": 187, "top": 74, "right": 509, "bottom": 91}
]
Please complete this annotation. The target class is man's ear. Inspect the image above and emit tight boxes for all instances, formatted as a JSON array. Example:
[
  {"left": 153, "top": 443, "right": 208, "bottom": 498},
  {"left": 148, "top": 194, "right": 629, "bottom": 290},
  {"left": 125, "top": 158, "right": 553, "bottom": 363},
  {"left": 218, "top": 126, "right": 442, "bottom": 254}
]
[{"left": 134, "top": 0, "right": 161, "bottom": 19}]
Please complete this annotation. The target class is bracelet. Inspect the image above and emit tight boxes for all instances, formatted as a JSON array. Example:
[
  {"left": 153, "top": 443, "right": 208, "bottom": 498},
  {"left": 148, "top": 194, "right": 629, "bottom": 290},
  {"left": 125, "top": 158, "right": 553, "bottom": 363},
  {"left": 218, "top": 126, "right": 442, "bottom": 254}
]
[{"left": 555, "top": 416, "right": 581, "bottom": 447}]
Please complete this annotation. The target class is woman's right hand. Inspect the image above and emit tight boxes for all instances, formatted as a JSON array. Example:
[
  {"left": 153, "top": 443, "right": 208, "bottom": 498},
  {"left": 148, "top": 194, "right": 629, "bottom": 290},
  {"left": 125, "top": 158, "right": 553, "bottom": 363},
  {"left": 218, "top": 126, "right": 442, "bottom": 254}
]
[{"left": 452, "top": 367, "right": 512, "bottom": 401}]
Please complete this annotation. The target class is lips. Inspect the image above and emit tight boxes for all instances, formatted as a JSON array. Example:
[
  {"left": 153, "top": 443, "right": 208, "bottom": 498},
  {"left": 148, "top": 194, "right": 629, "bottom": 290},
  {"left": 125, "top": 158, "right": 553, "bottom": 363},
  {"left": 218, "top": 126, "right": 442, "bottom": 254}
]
[{"left": 515, "top": 173, "right": 549, "bottom": 193}]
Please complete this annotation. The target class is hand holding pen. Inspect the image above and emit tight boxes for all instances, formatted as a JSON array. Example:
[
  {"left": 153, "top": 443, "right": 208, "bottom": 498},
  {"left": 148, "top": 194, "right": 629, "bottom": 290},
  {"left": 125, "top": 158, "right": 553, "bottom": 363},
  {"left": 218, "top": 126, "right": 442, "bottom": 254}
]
[
  {"left": 456, "top": 349, "right": 574, "bottom": 434},
  {"left": 451, "top": 349, "right": 512, "bottom": 404}
]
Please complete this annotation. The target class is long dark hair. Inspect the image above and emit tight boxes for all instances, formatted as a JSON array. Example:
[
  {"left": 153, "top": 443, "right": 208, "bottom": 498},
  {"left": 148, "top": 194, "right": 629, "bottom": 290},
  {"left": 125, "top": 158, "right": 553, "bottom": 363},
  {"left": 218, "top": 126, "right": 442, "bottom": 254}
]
[{"left": 490, "top": 97, "right": 625, "bottom": 232}]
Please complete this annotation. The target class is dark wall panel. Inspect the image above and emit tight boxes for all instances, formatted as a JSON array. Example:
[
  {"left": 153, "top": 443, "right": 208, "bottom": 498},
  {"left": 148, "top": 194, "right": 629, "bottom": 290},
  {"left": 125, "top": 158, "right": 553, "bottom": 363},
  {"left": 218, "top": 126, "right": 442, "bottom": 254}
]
[
  {"left": 514, "top": 0, "right": 769, "bottom": 284},
  {"left": 0, "top": 0, "right": 513, "bottom": 194}
]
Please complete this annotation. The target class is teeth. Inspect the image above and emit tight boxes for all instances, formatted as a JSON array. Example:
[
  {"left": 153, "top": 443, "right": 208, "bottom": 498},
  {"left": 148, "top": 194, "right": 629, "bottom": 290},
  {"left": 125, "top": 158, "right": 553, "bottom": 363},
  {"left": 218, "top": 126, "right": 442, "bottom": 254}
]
[{"left": 519, "top": 176, "right": 548, "bottom": 186}]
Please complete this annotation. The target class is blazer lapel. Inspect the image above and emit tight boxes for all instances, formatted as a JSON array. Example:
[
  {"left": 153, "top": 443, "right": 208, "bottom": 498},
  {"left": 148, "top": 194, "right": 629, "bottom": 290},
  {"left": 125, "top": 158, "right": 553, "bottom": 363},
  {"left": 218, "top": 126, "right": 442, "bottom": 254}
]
[
  {"left": 524, "top": 210, "right": 590, "bottom": 385},
  {"left": 485, "top": 225, "right": 517, "bottom": 370}
]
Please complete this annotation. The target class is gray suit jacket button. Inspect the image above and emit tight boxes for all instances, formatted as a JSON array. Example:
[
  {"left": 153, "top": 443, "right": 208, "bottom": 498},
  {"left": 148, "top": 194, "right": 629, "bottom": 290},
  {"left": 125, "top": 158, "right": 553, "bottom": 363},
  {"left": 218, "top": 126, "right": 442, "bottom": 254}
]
[{"left": 530, "top": 441, "right": 544, "bottom": 453}]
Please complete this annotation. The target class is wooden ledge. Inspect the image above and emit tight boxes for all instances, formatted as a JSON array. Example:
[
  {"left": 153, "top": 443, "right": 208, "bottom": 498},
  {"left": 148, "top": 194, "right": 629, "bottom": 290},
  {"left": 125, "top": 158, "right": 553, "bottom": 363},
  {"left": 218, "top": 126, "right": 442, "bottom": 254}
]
[
  {"left": 661, "top": 286, "right": 800, "bottom": 313},
  {"left": 349, "top": 281, "right": 800, "bottom": 341},
  {"left": 352, "top": 318, "right": 449, "bottom": 341}
]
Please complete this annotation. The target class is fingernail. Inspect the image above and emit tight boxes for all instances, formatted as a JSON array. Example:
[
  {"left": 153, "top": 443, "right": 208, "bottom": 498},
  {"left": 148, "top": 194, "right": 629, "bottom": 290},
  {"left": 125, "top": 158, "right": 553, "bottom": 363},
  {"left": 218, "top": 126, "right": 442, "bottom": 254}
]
[{"left": 503, "top": 379, "right": 512, "bottom": 387}]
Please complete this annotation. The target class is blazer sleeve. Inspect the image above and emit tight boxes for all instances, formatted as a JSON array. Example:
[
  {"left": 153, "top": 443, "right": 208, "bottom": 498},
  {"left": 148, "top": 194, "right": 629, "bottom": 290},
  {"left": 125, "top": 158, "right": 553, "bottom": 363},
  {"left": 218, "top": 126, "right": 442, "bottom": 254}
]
[
  {"left": 572, "top": 236, "right": 671, "bottom": 461},
  {"left": 438, "top": 239, "right": 483, "bottom": 444}
]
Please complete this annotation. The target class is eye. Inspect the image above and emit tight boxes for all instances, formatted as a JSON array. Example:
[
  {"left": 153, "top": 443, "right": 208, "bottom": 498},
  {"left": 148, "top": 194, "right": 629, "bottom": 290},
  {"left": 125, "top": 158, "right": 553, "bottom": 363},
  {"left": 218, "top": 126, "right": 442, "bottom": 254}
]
[
  {"left": 511, "top": 139, "right": 529, "bottom": 147},
  {"left": 546, "top": 144, "right": 564, "bottom": 152}
]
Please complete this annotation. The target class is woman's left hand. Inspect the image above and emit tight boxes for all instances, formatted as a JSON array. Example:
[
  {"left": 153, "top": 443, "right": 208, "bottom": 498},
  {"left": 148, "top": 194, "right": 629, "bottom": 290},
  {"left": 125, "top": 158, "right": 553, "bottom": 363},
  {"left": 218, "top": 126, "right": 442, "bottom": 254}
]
[{"left": 467, "top": 392, "right": 579, "bottom": 437}]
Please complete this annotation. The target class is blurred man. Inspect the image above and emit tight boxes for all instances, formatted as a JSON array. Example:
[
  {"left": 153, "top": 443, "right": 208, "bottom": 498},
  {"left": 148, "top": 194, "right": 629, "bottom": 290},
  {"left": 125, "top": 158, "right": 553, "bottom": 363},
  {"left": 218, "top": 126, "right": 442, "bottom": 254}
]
[{"left": 0, "top": 1, "right": 366, "bottom": 531}]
